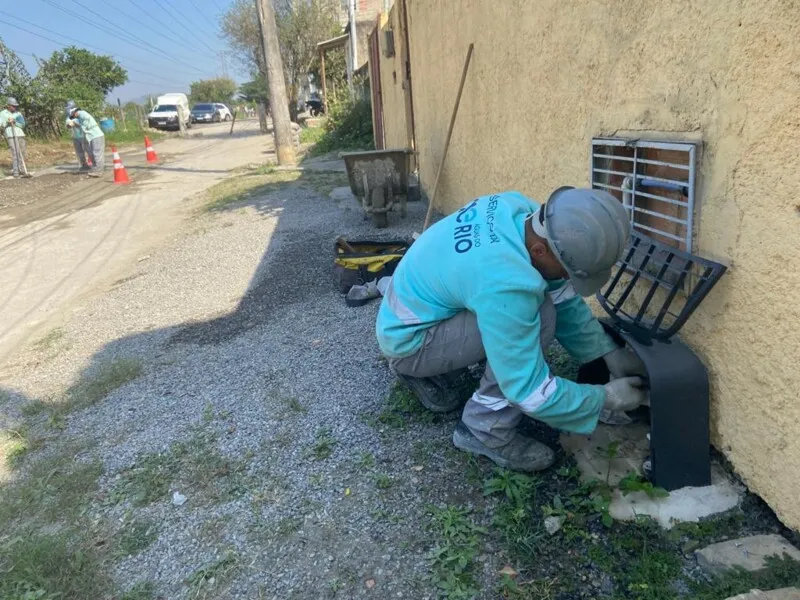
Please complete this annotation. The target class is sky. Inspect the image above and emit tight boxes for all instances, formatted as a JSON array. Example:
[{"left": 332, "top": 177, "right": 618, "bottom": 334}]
[{"left": 1, "top": 0, "right": 245, "bottom": 103}]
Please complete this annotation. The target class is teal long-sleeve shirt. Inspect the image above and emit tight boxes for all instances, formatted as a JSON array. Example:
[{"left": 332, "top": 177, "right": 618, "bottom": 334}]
[
  {"left": 376, "top": 191, "right": 617, "bottom": 434},
  {"left": 72, "top": 110, "right": 104, "bottom": 142}
]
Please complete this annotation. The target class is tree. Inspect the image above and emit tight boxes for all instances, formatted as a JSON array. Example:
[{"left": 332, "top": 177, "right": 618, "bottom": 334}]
[
  {"left": 274, "top": 0, "right": 341, "bottom": 120},
  {"left": 37, "top": 46, "right": 127, "bottom": 95},
  {"left": 189, "top": 77, "right": 238, "bottom": 105},
  {"left": 238, "top": 78, "right": 269, "bottom": 105},
  {"left": 221, "top": 0, "right": 341, "bottom": 119}
]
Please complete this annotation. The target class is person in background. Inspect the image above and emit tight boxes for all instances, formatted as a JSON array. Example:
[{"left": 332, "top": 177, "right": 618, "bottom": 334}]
[
  {"left": 1, "top": 97, "right": 31, "bottom": 179},
  {"left": 65, "top": 100, "right": 89, "bottom": 172},
  {"left": 66, "top": 100, "right": 105, "bottom": 178}
]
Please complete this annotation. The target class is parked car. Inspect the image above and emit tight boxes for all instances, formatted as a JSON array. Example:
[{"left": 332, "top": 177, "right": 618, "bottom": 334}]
[
  {"left": 214, "top": 103, "right": 233, "bottom": 121},
  {"left": 191, "top": 103, "right": 221, "bottom": 123},
  {"left": 147, "top": 93, "right": 191, "bottom": 131}
]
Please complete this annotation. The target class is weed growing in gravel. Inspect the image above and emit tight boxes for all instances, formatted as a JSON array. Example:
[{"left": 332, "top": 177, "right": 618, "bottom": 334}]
[
  {"left": 274, "top": 516, "right": 304, "bottom": 537},
  {"left": 117, "top": 518, "right": 160, "bottom": 557},
  {"left": 498, "top": 574, "right": 558, "bottom": 600},
  {"left": 121, "top": 581, "right": 157, "bottom": 600},
  {"left": 428, "top": 505, "right": 486, "bottom": 599},
  {"left": 31, "top": 327, "right": 66, "bottom": 352},
  {"left": 358, "top": 451, "right": 375, "bottom": 468},
  {"left": 367, "top": 381, "right": 435, "bottom": 430},
  {"left": 64, "top": 358, "right": 144, "bottom": 413},
  {"left": 185, "top": 549, "right": 239, "bottom": 599},
  {"left": 375, "top": 473, "right": 393, "bottom": 490},
  {"left": 282, "top": 395, "right": 307, "bottom": 415},
  {"left": 483, "top": 468, "right": 538, "bottom": 506},
  {"left": 2, "top": 426, "right": 37, "bottom": 468},
  {"left": 306, "top": 427, "right": 337, "bottom": 461},
  {"left": 114, "top": 428, "right": 249, "bottom": 506}
]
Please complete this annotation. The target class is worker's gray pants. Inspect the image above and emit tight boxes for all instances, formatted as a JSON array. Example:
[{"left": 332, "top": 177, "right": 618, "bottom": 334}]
[
  {"left": 73, "top": 138, "right": 89, "bottom": 168},
  {"left": 390, "top": 297, "right": 556, "bottom": 448},
  {"left": 6, "top": 136, "right": 26, "bottom": 176},
  {"left": 88, "top": 136, "right": 105, "bottom": 173}
]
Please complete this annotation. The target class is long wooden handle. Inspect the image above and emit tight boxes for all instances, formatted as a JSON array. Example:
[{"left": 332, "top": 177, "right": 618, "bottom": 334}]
[{"left": 422, "top": 43, "right": 474, "bottom": 231}]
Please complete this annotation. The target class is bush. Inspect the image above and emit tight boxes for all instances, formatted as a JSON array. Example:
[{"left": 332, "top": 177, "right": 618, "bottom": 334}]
[{"left": 309, "top": 92, "right": 374, "bottom": 155}]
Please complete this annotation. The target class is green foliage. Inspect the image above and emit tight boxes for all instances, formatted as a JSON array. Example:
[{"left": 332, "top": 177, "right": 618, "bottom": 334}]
[
  {"left": 1, "top": 41, "right": 127, "bottom": 138},
  {"left": 64, "top": 359, "right": 143, "bottom": 413},
  {"left": 372, "top": 380, "right": 433, "bottom": 430},
  {"left": 691, "top": 554, "right": 800, "bottom": 600},
  {"left": 190, "top": 78, "right": 238, "bottom": 106},
  {"left": 309, "top": 91, "right": 374, "bottom": 155},
  {"left": 0, "top": 533, "right": 110, "bottom": 600},
  {"left": 299, "top": 126, "right": 325, "bottom": 144},
  {"left": 618, "top": 472, "right": 669, "bottom": 499},
  {"left": 483, "top": 468, "right": 538, "bottom": 506},
  {"left": 121, "top": 582, "right": 156, "bottom": 600},
  {"left": 306, "top": 427, "right": 337, "bottom": 461},
  {"left": 185, "top": 550, "right": 238, "bottom": 599},
  {"left": 117, "top": 519, "right": 160, "bottom": 557},
  {"left": 428, "top": 505, "right": 486, "bottom": 599},
  {"left": 238, "top": 78, "right": 269, "bottom": 105}
]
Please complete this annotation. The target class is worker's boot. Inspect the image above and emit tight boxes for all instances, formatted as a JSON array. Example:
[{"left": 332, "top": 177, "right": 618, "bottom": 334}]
[
  {"left": 453, "top": 421, "right": 555, "bottom": 472},
  {"left": 397, "top": 370, "right": 469, "bottom": 413}
]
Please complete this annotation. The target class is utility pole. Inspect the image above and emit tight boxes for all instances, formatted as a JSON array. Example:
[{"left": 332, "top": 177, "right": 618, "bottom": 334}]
[
  {"left": 255, "top": 0, "right": 296, "bottom": 165},
  {"left": 347, "top": 0, "right": 356, "bottom": 90}
]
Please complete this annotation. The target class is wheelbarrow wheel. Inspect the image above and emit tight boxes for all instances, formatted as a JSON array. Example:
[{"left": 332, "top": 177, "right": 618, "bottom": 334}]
[{"left": 371, "top": 186, "right": 389, "bottom": 228}]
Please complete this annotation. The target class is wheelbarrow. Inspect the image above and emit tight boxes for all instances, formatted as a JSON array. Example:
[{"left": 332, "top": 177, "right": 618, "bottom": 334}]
[{"left": 340, "top": 148, "right": 413, "bottom": 228}]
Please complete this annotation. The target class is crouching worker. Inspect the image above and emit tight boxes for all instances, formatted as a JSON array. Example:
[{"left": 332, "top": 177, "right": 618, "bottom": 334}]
[
  {"left": 66, "top": 100, "right": 105, "bottom": 178},
  {"left": 375, "top": 188, "right": 647, "bottom": 472}
]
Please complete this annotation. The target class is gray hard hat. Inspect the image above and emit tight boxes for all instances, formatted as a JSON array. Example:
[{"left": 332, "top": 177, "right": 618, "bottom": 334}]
[
  {"left": 6, "top": 97, "right": 19, "bottom": 107},
  {"left": 532, "top": 187, "right": 630, "bottom": 297},
  {"left": 65, "top": 99, "right": 77, "bottom": 116}
]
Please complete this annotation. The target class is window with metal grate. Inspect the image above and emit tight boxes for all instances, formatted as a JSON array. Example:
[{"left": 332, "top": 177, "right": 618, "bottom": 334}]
[{"left": 590, "top": 138, "right": 698, "bottom": 254}]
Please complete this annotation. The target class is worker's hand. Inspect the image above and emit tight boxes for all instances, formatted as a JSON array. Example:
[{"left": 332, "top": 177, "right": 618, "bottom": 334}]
[
  {"left": 603, "top": 345, "right": 646, "bottom": 379},
  {"left": 603, "top": 376, "right": 648, "bottom": 413},
  {"left": 6, "top": 117, "right": 13, "bottom": 124}
]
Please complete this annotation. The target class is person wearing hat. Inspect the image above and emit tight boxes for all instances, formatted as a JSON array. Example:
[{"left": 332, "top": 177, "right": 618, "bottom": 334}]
[
  {"left": 65, "top": 100, "right": 90, "bottom": 172},
  {"left": 375, "top": 188, "right": 647, "bottom": 472},
  {"left": 1, "top": 97, "right": 30, "bottom": 179},
  {"left": 65, "top": 101, "right": 105, "bottom": 178}
]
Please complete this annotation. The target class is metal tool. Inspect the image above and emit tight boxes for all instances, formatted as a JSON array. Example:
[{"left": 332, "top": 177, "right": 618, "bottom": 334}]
[{"left": 9, "top": 118, "right": 31, "bottom": 178}]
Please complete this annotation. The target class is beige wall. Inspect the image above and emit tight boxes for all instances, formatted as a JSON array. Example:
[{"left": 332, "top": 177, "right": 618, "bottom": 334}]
[
  {"left": 376, "top": 5, "right": 411, "bottom": 149},
  {"left": 397, "top": 0, "right": 800, "bottom": 528}
]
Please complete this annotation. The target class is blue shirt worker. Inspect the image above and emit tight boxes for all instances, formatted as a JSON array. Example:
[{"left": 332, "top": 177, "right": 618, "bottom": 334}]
[
  {"left": 65, "top": 110, "right": 90, "bottom": 171},
  {"left": 66, "top": 100, "right": 105, "bottom": 177},
  {"left": 376, "top": 188, "right": 647, "bottom": 472},
  {"left": 0, "top": 97, "right": 29, "bottom": 179}
]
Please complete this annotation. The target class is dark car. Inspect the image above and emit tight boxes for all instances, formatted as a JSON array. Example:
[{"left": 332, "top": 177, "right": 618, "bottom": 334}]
[
  {"left": 306, "top": 98, "right": 325, "bottom": 116},
  {"left": 191, "top": 103, "right": 221, "bottom": 124}
]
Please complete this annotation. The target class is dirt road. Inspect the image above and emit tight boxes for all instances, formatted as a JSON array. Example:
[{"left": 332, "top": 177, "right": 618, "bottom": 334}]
[{"left": 0, "top": 120, "right": 270, "bottom": 362}]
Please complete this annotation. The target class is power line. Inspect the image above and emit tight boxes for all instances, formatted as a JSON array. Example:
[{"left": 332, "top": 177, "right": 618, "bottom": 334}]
[
  {"left": 150, "top": 0, "right": 218, "bottom": 53},
  {"left": 36, "top": 0, "right": 208, "bottom": 74},
  {"left": 0, "top": 14, "right": 210, "bottom": 78},
  {"left": 110, "top": 0, "right": 212, "bottom": 56},
  {"left": 65, "top": 0, "right": 211, "bottom": 63}
]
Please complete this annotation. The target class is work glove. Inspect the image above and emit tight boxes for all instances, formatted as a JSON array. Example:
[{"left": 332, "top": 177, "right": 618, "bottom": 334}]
[
  {"left": 603, "top": 376, "right": 648, "bottom": 413},
  {"left": 603, "top": 345, "right": 646, "bottom": 379}
]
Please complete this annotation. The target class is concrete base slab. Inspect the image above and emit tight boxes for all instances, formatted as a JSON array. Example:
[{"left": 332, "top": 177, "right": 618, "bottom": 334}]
[
  {"left": 696, "top": 534, "right": 800, "bottom": 576},
  {"left": 560, "top": 422, "right": 744, "bottom": 529},
  {"left": 725, "top": 588, "right": 800, "bottom": 600}
]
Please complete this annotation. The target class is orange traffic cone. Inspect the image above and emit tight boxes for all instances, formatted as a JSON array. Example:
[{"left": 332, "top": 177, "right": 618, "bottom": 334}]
[
  {"left": 86, "top": 152, "right": 93, "bottom": 167},
  {"left": 144, "top": 135, "right": 158, "bottom": 163},
  {"left": 112, "top": 145, "right": 131, "bottom": 184}
]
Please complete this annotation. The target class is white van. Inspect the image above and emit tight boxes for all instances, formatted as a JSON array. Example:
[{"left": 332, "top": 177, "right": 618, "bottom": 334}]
[{"left": 147, "top": 93, "right": 191, "bottom": 131}]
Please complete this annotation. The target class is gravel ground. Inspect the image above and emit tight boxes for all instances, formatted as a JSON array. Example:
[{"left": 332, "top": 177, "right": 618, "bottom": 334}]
[{"left": 1, "top": 172, "right": 505, "bottom": 599}]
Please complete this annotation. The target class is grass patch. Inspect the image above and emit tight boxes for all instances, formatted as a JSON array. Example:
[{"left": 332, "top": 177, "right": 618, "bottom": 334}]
[
  {"left": 0, "top": 445, "right": 103, "bottom": 526},
  {"left": 202, "top": 167, "right": 301, "bottom": 212},
  {"left": 0, "top": 532, "right": 111, "bottom": 600},
  {"left": 2, "top": 426, "right": 39, "bottom": 469},
  {"left": 117, "top": 518, "right": 160, "bottom": 557},
  {"left": 185, "top": 550, "right": 238, "bottom": 600},
  {"left": 31, "top": 327, "right": 66, "bottom": 352},
  {"left": 428, "top": 505, "right": 486, "bottom": 599},
  {"left": 113, "top": 428, "right": 249, "bottom": 507},
  {"left": 64, "top": 358, "right": 143, "bottom": 413},
  {"left": 105, "top": 126, "right": 165, "bottom": 146},
  {"left": 299, "top": 125, "right": 325, "bottom": 145},
  {"left": 281, "top": 396, "right": 307, "bottom": 415}
]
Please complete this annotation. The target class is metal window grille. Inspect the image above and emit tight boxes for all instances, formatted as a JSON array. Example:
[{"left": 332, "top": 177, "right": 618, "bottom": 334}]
[{"left": 590, "top": 138, "right": 697, "bottom": 254}]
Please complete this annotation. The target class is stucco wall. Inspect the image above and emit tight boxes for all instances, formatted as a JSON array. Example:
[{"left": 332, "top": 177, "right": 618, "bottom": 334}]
[
  {"left": 400, "top": 0, "right": 800, "bottom": 528},
  {"left": 377, "top": 5, "right": 410, "bottom": 149}
]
